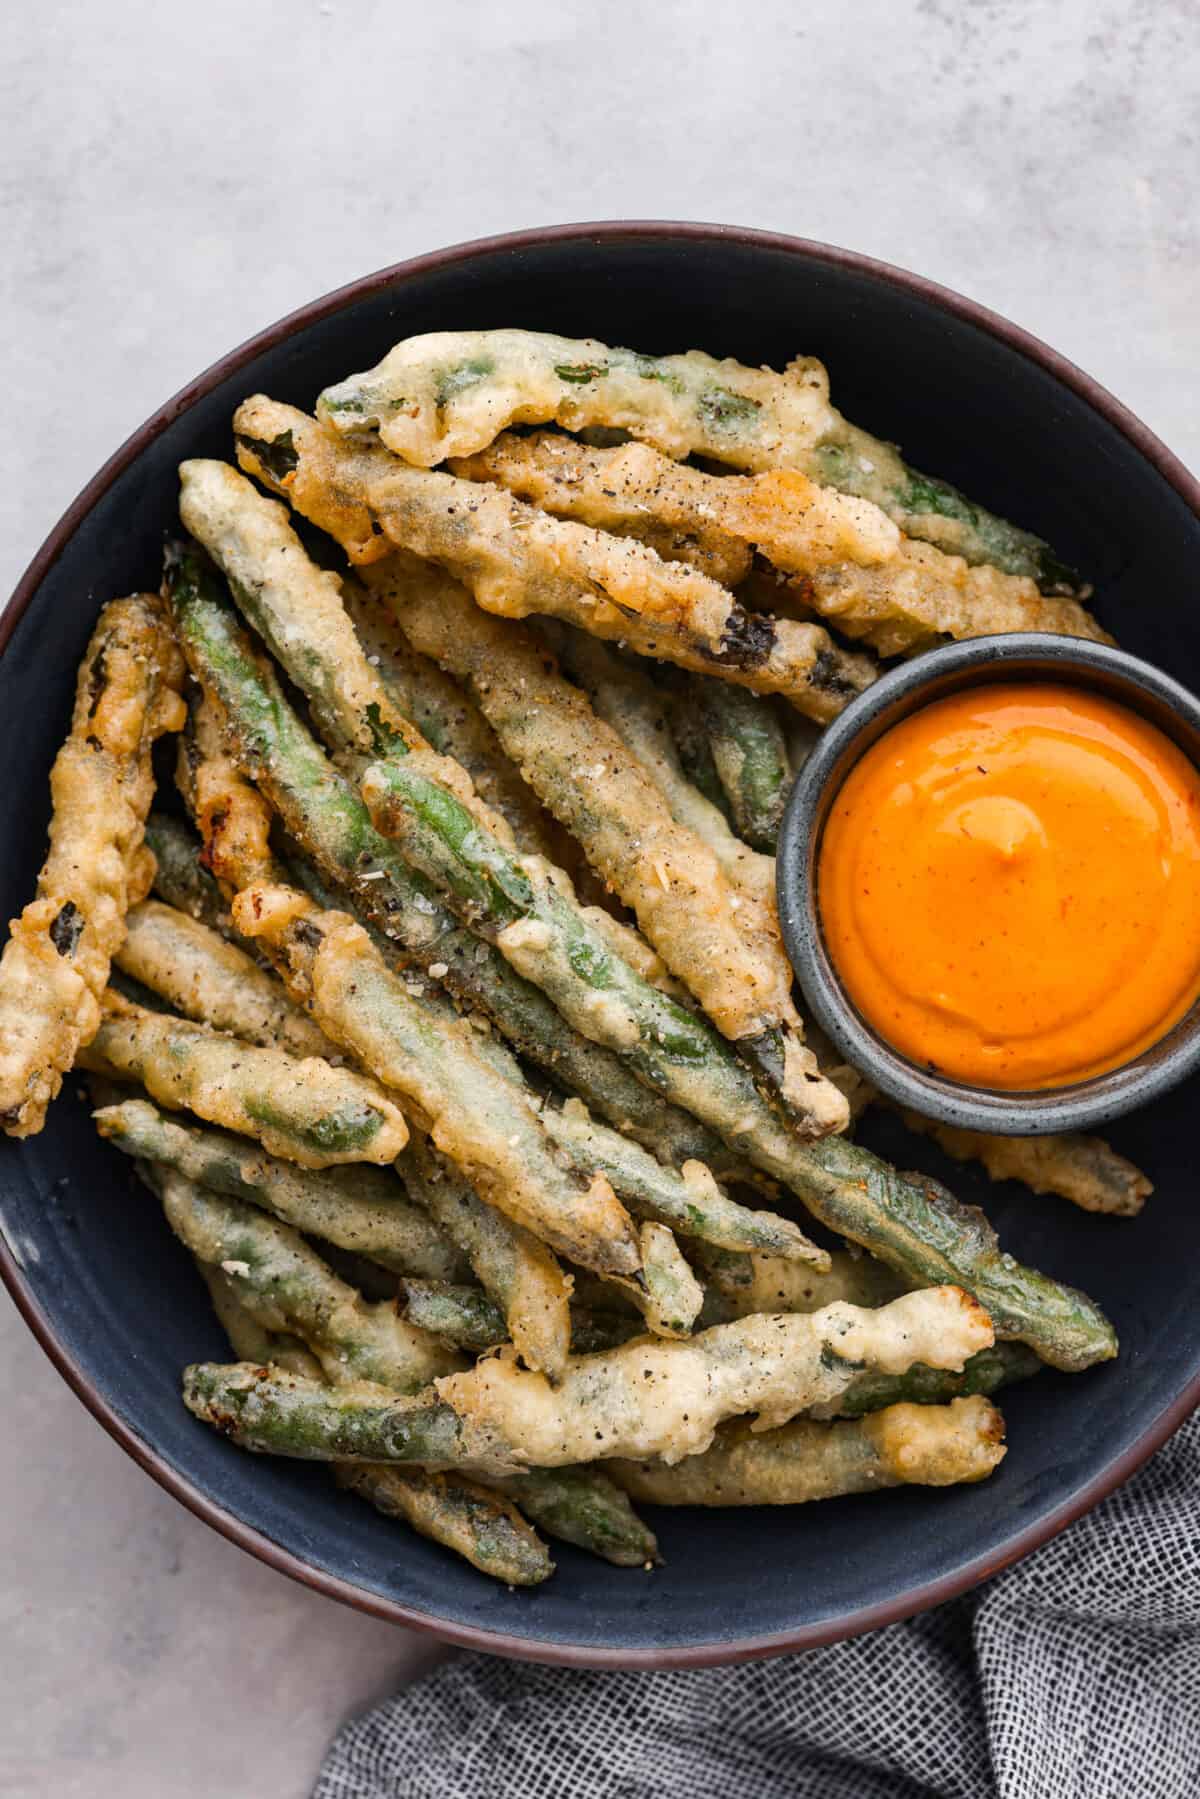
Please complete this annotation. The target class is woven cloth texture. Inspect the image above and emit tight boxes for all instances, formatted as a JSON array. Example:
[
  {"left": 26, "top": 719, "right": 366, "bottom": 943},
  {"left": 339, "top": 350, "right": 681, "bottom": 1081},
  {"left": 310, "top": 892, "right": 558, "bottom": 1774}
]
[{"left": 314, "top": 1410, "right": 1200, "bottom": 1799}]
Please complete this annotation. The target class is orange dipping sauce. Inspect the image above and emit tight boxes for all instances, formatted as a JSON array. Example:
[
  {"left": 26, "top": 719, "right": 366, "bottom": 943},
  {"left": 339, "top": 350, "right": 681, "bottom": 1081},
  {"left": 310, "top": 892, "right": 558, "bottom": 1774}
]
[{"left": 817, "top": 682, "right": 1200, "bottom": 1089}]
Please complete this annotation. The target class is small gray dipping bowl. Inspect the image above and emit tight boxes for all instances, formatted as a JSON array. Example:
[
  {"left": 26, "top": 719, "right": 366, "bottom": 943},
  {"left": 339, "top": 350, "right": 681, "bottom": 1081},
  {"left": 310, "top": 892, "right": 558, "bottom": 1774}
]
[{"left": 777, "top": 631, "right": 1200, "bottom": 1134}]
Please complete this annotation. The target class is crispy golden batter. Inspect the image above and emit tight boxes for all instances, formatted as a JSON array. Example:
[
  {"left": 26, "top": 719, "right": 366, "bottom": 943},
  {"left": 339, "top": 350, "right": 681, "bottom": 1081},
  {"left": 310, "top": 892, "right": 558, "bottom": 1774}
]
[
  {"left": 233, "top": 399, "right": 878, "bottom": 722},
  {"left": 116, "top": 899, "right": 337, "bottom": 1060},
  {"left": 0, "top": 595, "right": 186, "bottom": 1136},
  {"left": 453, "top": 430, "right": 899, "bottom": 569},
  {"left": 81, "top": 992, "right": 410, "bottom": 1168},
  {"left": 316, "top": 327, "right": 839, "bottom": 470},
  {"left": 609, "top": 1395, "right": 1006, "bottom": 1504},
  {"left": 542, "top": 625, "right": 776, "bottom": 908},
  {"left": 459, "top": 431, "right": 1109, "bottom": 656},
  {"left": 433, "top": 1285, "right": 994, "bottom": 1468},
  {"left": 900, "top": 1113, "right": 1152, "bottom": 1217},
  {"left": 363, "top": 555, "right": 800, "bottom": 1044}
]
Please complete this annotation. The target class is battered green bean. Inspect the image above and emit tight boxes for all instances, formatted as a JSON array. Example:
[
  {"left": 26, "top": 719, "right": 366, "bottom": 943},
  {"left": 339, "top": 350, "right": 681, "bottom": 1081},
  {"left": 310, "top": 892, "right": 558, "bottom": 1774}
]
[
  {"left": 690, "top": 675, "right": 790, "bottom": 852},
  {"left": 316, "top": 328, "right": 1080, "bottom": 590},
  {"left": 151, "top": 1167, "right": 459, "bottom": 1392},
  {"left": 234, "top": 399, "right": 877, "bottom": 720},
  {"left": 116, "top": 899, "right": 336, "bottom": 1059},
  {"left": 334, "top": 1463, "right": 553, "bottom": 1585},
  {"left": 96, "top": 1097, "right": 465, "bottom": 1281},
  {"left": 0, "top": 594, "right": 186, "bottom": 1137},
  {"left": 824, "top": 1341, "right": 1043, "bottom": 1419},
  {"left": 144, "top": 813, "right": 230, "bottom": 933},
  {"left": 184, "top": 1282, "right": 991, "bottom": 1472},
  {"left": 165, "top": 540, "right": 723, "bottom": 1169},
  {"left": 429, "top": 1285, "right": 995, "bottom": 1470},
  {"left": 899, "top": 1113, "right": 1153, "bottom": 1217},
  {"left": 544, "top": 626, "right": 774, "bottom": 906},
  {"left": 610, "top": 1395, "right": 1006, "bottom": 1505},
  {"left": 394, "top": 1131, "right": 574, "bottom": 1375},
  {"left": 401, "top": 1280, "right": 634, "bottom": 1356},
  {"left": 80, "top": 994, "right": 409, "bottom": 1169}
]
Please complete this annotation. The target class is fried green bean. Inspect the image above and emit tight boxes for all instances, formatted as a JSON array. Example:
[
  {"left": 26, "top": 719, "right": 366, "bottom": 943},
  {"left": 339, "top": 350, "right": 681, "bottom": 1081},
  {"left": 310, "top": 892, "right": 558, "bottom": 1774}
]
[
  {"left": 166, "top": 540, "right": 723, "bottom": 1169},
  {"left": 696, "top": 1245, "right": 907, "bottom": 1324},
  {"left": 199, "top": 1247, "right": 550, "bottom": 1583},
  {"left": 334, "top": 1463, "right": 553, "bottom": 1585},
  {"left": 899, "top": 1113, "right": 1153, "bottom": 1217},
  {"left": 362, "top": 556, "right": 806, "bottom": 1055},
  {"left": 634, "top": 1222, "right": 704, "bottom": 1338},
  {"left": 184, "top": 1284, "right": 991, "bottom": 1473},
  {"left": 316, "top": 328, "right": 1080, "bottom": 591},
  {"left": 544, "top": 625, "right": 774, "bottom": 906},
  {"left": 81, "top": 994, "right": 409, "bottom": 1169},
  {"left": 689, "top": 674, "right": 790, "bottom": 851},
  {"left": 456, "top": 429, "right": 1106, "bottom": 653},
  {"left": 432, "top": 1283, "right": 993, "bottom": 1468},
  {"left": 116, "top": 899, "right": 336, "bottom": 1059},
  {"left": 394, "top": 1131, "right": 573, "bottom": 1375},
  {"left": 341, "top": 577, "right": 560, "bottom": 860},
  {"left": 401, "top": 1280, "right": 634, "bottom": 1356},
  {"left": 96, "top": 1098, "right": 465, "bottom": 1281},
  {"left": 538, "top": 1097, "right": 820, "bottom": 1262},
  {"left": 489, "top": 1467, "right": 660, "bottom": 1567},
  {"left": 182, "top": 1363, "right": 518, "bottom": 1468},
  {"left": 152, "top": 1167, "right": 458, "bottom": 1391},
  {"left": 0, "top": 595, "right": 187, "bottom": 1136},
  {"left": 451, "top": 430, "right": 893, "bottom": 570},
  {"left": 172, "top": 471, "right": 845, "bottom": 1138},
  {"left": 791, "top": 1134, "right": 1117, "bottom": 1372},
  {"left": 234, "top": 399, "right": 878, "bottom": 720},
  {"left": 144, "top": 813, "right": 231, "bottom": 933},
  {"left": 198, "top": 1260, "right": 324, "bottom": 1377},
  {"left": 230, "top": 883, "right": 637, "bottom": 1293},
  {"left": 823, "top": 1341, "right": 1043, "bottom": 1419},
  {"left": 610, "top": 1395, "right": 1006, "bottom": 1505}
]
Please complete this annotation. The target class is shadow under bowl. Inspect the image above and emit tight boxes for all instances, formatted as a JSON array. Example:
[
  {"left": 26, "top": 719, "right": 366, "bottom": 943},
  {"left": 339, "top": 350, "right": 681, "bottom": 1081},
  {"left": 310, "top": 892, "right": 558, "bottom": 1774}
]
[
  {"left": 3, "top": 223, "right": 1200, "bottom": 1668},
  {"left": 777, "top": 633, "right": 1200, "bottom": 1134}
]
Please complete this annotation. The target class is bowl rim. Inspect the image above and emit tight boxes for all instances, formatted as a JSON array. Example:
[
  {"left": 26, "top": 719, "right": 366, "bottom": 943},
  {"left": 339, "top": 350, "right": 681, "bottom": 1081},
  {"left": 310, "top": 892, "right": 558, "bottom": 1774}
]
[
  {"left": 3, "top": 219, "right": 1199, "bottom": 1669},
  {"left": 777, "top": 631, "right": 1200, "bottom": 1133}
]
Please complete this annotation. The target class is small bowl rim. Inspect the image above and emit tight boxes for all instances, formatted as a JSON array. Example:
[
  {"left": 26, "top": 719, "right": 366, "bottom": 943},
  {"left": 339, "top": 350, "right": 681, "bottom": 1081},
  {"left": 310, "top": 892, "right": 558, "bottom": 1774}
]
[
  {"left": 777, "top": 632, "right": 1200, "bottom": 1134},
  {"left": 4, "top": 220, "right": 1200, "bottom": 1668}
]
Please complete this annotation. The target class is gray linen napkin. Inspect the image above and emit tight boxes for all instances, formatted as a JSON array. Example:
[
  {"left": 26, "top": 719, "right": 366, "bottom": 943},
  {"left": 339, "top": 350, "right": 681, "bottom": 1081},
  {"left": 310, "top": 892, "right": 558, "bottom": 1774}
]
[{"left": 314, "top": 1410, "right": 1200, "bottom": 1799}]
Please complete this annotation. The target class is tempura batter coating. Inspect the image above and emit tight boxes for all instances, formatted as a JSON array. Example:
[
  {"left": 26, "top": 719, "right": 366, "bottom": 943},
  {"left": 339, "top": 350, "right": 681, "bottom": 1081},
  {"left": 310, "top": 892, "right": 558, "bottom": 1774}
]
[
  {"left": 0, "top": 595, "right": 185, "bottom": 1136},
  {"left": 230, "top": 882, "right": 638, "bottom": 1283},
  {"left": 397, "top": 1132, "right": 573, "bottom": 1376},
  {"left": 432, "top": 1285, "right": 993, "bottom": 1467},
  {"left": 234, "top": 400, "right": 878, "bottom": 721},
  {"left": 315, "top": 328, "right": 1080, "bottom": 589},
  {"left": 609, "top": 1395, "right": 1006, "bottom": 1505},
  {"left": 459, "top": 430, "right": 1108, "bottom": 656},
  {"left": 152, "top": 1167, "right": 457, "bottom": 1392},
  {"left": 116, "top": 899, "right": 337, "bottom": 1059},
  {"left": 544, "top": 626, "right": 774, "bottom": 907},
  {"left": 80, "top": 993, "right": 409, "bottom": 1168},
  {"left": 96, "top": 1097, "right": 465, "bottom": 1281},
  {"left": 453, "top": 429, "right": 899, "bottom": 570},
  {"left": 334, "top": 1463, "right": 553, "bottom": 1585},
  {"left": 900, "top": 1113, "right": 1152, "bottom": 1217},
  {"left": 363, "top": 555, "right": 799, "bottom": 1043}
]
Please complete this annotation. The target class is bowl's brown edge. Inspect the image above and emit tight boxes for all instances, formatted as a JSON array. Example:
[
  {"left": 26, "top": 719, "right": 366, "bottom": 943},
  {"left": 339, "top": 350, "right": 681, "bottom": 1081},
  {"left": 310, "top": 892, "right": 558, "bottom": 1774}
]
[{"left": 2, "top": 220, "right": 1199, "bottom": 1670}]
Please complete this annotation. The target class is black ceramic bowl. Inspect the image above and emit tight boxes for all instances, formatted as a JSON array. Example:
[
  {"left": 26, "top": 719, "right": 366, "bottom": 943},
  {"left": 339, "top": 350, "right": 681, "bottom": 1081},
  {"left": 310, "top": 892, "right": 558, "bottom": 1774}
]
[
  {"left": 777, "top": 633, "right": 1200, "bottom": 1135},
  {"left": 3, "top": 224, "right": 1199, "bottom": 1669}
]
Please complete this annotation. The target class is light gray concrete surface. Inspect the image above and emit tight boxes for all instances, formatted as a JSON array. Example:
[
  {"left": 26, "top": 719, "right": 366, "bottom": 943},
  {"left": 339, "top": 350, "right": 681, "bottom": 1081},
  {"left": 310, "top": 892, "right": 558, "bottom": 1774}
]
[{"left": 1, "top": 0, "right": 1196, "bottom": 1793}]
